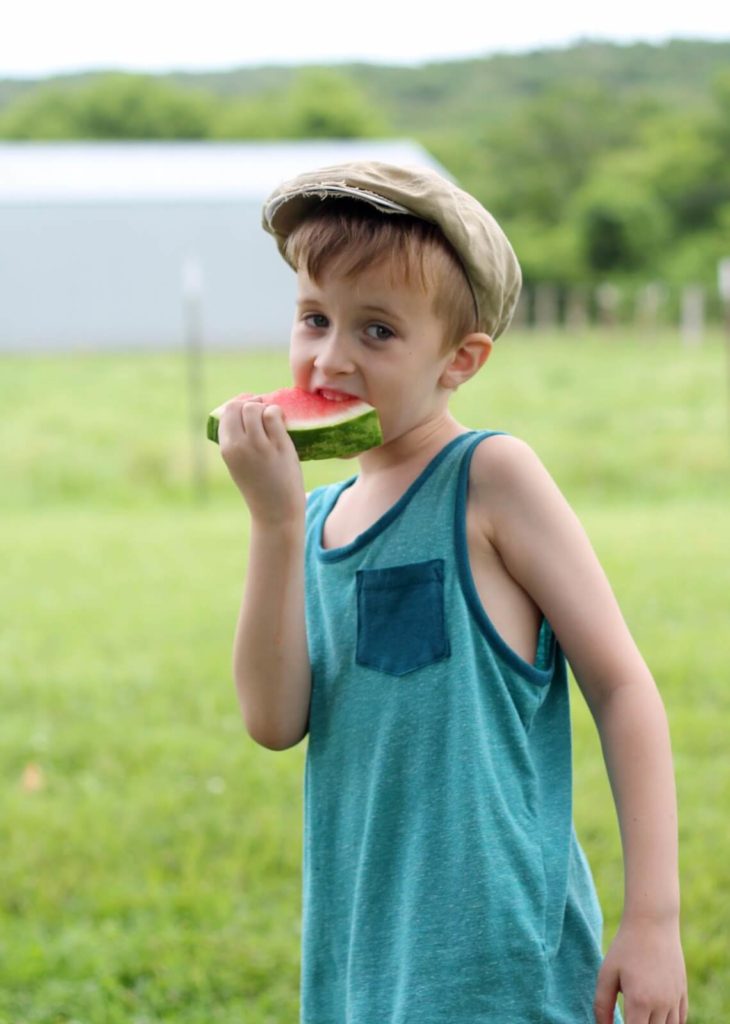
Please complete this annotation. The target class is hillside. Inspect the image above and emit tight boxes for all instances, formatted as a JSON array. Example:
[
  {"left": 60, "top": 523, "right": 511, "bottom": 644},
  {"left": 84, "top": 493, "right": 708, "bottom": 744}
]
[{"left": 1, "top": 39, "right": 728, "bottom": 125}]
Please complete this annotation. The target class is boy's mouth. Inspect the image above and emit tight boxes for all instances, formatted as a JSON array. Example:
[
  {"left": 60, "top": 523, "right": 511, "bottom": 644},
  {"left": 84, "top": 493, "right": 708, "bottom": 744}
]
[{"left": 316, "top": 388, "right": 359, "bottom": 402}]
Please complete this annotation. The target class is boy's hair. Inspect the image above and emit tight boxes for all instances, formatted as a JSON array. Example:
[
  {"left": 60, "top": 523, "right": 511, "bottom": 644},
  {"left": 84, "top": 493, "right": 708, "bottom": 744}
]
[{"left": 283, "top": 199, "right": 479, "bottom": 352}]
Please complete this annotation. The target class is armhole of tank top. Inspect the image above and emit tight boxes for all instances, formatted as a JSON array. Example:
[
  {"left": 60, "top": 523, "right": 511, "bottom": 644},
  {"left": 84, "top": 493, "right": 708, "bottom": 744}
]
[{"left": 454, "top": 432, "right": 556, "bottom": 686}]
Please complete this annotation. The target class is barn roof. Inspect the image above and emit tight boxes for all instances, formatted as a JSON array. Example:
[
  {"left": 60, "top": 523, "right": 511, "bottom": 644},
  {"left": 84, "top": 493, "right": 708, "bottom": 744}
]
[{"left": 0, "top": 139, "right": 447, "bottom": 204}]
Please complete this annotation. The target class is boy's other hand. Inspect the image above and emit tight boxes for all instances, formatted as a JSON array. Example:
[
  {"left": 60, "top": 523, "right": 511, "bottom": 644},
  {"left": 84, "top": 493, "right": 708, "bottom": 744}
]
[
  {"left": 218, "top": 399, "right": 305, "bottom": 525},
  {"left": 594, "top": 915, "right": 688, "bottom": 1024}
]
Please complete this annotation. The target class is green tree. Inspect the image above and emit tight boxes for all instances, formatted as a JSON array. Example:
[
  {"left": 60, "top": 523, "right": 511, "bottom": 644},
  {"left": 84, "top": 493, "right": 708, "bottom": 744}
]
[
  {"left": 0, "top": 74, "right": 217, "bottom": 139},
  {"left": 0, "top": 84, "right": 82, "bottom": 138},
  {"left": 211, "top": 92, "right": 289, "bottom": 139},
  {"left": 280, "top": 69, "right": 388, "bottom": 138},
  {"left": 211, "top": 68, "right": 389, "bottom": 140},
  {"left": 632, "top": 110, "right": 722, "bottom": 233},
  {"left": 564, "top": 70, "right": 730, "bottom": 285},
  {"left": 703, "top": 71, "right": 730, "bottom": 214},
  {"left": 572, "top": 172, "right": 671, "bottom": 276},
  {"left": 479, "top": 82, "right": 646, "bottom": 227}
]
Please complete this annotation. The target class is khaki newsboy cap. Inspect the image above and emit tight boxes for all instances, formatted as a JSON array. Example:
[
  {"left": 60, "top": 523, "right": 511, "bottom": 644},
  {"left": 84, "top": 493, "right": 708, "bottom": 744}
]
[{"left": 262, "top": 160, "right": 522, "bottom": 340}]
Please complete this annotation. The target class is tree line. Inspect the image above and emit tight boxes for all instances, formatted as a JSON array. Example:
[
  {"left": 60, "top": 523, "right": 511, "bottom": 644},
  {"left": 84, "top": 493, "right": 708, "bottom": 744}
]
[{"left": 1, "top": 41, "right": 729, "bottom": 307}]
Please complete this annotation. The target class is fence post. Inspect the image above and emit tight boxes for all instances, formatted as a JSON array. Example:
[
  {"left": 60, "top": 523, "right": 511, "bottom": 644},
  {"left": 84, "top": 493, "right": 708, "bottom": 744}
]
[
  {"left": 511, "top": 287, "right": 530, "bottom": 331},
  {"left": 565, "top": 287, "right": 589, "bottom": 332},
  {"left": 534, "top": 284, "right": 559, "bottom": 332},
  {"left": 596, "top": 283, "right": 620, "bottom": 329},
  {"left": 680, "top": 285, "right": 705, "bottom": 347},
  {"left": 636, "top": 282, "right": 666, "bottom": 337},
  {"left": 182, "top": 254, "right": 207, "bottom": 501}
]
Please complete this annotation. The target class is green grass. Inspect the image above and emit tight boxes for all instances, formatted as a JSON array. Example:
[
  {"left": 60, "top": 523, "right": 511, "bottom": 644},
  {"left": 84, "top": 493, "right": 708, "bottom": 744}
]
[{"left": 1, "top": 331, "right": 729, "bottom": 1022}]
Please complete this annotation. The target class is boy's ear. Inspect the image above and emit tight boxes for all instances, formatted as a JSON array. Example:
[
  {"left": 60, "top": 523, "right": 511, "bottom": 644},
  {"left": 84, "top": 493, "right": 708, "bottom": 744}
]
[{"left": 439, "top": 333, "right": 493, "bottom": 390}]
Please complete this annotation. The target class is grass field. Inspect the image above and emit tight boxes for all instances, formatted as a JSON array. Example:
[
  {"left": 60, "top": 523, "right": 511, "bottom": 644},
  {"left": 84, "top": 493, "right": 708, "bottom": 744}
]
[{"left": 1, "top": 331, "right": 729, "bottom": 1022}]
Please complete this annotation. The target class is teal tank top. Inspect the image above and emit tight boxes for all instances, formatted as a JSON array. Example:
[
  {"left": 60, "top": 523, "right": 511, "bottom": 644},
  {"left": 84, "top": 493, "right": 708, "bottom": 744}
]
[{"left": 301, "top": 431, "right": 621, "bottom": 1024}]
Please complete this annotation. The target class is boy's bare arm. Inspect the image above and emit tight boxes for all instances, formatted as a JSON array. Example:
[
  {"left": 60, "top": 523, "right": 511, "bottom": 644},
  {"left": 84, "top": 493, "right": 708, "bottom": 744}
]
[
  {"left": 471, "top": 436, "right": 688, "bottom": 1024},
  {"left": 219, "top": 399, "right": 311, "bottom": 751}
]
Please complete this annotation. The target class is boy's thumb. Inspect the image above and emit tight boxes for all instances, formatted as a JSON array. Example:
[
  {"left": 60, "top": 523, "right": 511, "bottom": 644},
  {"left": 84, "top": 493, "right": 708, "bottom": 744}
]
[{"left": 593, "top": 960, "right": 620, "bottom": 1024}]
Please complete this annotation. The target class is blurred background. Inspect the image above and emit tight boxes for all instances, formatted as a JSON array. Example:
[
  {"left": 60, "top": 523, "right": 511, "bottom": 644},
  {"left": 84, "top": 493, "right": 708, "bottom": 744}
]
[{"left": 1, "top": 4, "right": 729, "bottom": 1021}]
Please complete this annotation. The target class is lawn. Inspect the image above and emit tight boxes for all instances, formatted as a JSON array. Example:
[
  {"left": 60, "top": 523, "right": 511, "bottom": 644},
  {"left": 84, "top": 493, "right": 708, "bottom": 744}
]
[{"left": 1, "top": 331, "right": 728, "bottom": 1022}]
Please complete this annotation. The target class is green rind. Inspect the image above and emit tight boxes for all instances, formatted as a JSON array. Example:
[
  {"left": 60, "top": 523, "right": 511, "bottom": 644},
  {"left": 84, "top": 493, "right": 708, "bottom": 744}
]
[
  {"left": 206, "top": 407, "right": 382, "bottom": 460},
  {"left": 207, "top": 413, "right": 221, "bottom": 444}
]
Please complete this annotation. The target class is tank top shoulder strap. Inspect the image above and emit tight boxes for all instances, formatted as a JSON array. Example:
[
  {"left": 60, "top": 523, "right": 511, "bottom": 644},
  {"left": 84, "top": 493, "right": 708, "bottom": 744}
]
[
  {"left": 407, "top": 429, "right": 505, "bottom": 501},
  {"left": 396, "top": 429, "right": 505, "bottom": 542}
]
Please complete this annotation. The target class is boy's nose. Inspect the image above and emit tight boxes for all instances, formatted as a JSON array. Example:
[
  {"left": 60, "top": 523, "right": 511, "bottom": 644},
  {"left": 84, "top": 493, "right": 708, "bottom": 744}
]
[{"left": 313, "top": 332, "right": 355, "bottom": 376}]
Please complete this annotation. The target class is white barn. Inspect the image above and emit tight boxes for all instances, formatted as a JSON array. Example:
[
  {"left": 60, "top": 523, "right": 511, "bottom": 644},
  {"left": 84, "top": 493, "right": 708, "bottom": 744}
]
[{"left": 0, "top": 140, "right": 449, "bottom": 352}]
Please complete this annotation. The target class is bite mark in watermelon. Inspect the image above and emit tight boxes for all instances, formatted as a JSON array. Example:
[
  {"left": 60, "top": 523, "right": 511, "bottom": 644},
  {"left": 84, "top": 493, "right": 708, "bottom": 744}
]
[{"left": 207, "top": 386, "right": 383, "bottom": 460}]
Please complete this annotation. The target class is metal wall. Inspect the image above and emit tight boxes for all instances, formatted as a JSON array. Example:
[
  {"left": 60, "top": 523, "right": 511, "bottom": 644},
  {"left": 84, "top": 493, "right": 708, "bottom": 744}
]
[{"left": 0, "top": 200, "right": 298, "bottom": 351}]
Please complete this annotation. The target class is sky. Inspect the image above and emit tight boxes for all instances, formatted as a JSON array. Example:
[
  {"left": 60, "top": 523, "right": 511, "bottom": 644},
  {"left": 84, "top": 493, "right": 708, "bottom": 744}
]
[{"left": 1, "top": 0, "right": 728, "bottom": 78}]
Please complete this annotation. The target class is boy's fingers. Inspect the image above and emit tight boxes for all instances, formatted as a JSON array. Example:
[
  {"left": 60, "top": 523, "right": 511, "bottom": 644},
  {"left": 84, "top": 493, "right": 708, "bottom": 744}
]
[
  {"left": 668, "top": 996, "right": 689, "bottom": 1024},
  {"left": 593, "top": 964, "right": 619, "bottom": 1024},
  {"left": 624, "top": 1001, "right": 668, "bottom": 1024},
  {"left": 679, "top": 994, "right": 689, "bottom": 1024},
  {"left": 240, "top": 400, "right": 270, "bottom": 446},
  {"left": 217, "top": 400, "right": 244, "bottom": 448},
  {"left": 262, "top": 403, "right": 289, "bottom": 444},
  {"left": 218, "top": 398, "right": 264, "bottom": 449}
]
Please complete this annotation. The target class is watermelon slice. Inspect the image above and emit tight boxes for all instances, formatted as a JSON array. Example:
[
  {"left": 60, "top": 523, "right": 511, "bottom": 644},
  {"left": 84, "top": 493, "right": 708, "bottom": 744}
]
[{"left": 206, "top": 386, "right": 383, "bottom": 461}]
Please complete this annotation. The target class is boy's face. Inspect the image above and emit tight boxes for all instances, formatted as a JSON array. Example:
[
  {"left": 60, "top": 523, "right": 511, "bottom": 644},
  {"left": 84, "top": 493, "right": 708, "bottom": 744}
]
[{"left": 290, "top": 261, "right": 456, "bottom": 446}]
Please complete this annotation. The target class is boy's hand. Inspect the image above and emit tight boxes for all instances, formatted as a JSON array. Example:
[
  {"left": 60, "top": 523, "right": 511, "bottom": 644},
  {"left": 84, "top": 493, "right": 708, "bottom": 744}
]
[
  {"left": 217, "top": 399, "right": 305, "bottom": 524},
  {"left": 594, "top": 915, "right": 688, "bottom": 1024}
]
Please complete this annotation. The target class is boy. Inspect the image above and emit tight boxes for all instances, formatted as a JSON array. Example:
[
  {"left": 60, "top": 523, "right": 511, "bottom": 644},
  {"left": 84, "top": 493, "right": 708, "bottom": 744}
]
[{"left": 217, "top": 162, "right": 687, "bottom": 1023}]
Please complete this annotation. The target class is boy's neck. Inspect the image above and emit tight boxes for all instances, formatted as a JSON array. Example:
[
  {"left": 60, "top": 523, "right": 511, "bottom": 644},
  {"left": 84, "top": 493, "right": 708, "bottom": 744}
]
[
  {"left": 355, "top": 412, "right": 468, "bottom": 483},
  {"left": 319, "top": 414, "right": 470, "bottom": 552}
]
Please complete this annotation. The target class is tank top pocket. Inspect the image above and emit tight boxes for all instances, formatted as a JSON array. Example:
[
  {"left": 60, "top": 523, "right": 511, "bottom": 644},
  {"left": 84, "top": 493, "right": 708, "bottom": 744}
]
[{"left": 355, "top": 559, "right": 450, "bottom": 677}]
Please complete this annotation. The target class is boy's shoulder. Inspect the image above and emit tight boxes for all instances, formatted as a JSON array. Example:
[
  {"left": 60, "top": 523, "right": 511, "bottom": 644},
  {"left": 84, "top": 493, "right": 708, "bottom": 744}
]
[
  {"left": 470, "top": 432, "right": 549, "bottom": 491},
  {"left": 468, "top": 433, "right": 567, "bottom": 538}
]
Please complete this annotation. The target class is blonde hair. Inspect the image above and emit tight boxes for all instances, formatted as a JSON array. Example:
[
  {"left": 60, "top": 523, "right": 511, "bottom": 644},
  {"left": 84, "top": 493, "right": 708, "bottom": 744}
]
[{"left": 283, "top": 199, "right": 478, "bottom": 351}]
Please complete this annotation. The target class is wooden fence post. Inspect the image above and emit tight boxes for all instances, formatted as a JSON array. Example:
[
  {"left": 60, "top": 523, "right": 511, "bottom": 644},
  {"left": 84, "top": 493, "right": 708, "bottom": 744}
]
[
  {"left": 680, "top": 285, "right": 705, "bottom": 347},
  {"left": 636, "top": 282, "right": 666, "bottom": 337},
  {"left": 182, "top": 254, "right": 207, "bottom": 501},
  {"left": 596, "top": 283, "right": 620, "bottom": 328},
  {"left": 565, "top": 287, "right": 589, "bottom": 332},
  {"left": 511, "top": 287, "right": 529, "bottom": 330},
  {"left": 534, "top": 284, "right": 559, "bottom": 332}
]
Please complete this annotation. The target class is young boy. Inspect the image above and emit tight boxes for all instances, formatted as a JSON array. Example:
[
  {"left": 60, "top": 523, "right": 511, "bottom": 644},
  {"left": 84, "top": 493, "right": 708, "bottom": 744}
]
[{"left": 217, "top": 162, "right": 688, "bottom": 1023}]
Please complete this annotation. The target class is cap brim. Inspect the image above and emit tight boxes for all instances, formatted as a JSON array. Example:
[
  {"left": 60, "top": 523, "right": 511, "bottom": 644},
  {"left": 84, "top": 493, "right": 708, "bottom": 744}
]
[{"left": 264, "top": 183, "right": 412, "bottom": 237}]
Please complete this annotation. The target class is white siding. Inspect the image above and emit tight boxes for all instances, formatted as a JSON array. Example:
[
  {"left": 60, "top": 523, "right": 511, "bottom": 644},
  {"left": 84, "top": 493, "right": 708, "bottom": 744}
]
[
  {"left": 0, "top": 200, "right": 295, "bottom": 349},
  {"left": 0, "top": 140, "right": 447, "bottom": 351}
]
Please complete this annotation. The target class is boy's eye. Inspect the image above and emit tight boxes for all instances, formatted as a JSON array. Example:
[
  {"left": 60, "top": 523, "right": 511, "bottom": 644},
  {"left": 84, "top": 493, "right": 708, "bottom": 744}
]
[
  {"left": 365, "top": 323, "right": 394, "bottom": 342},
  {"left": 304, "top": 314, "right": 328, "bottom": 329}
]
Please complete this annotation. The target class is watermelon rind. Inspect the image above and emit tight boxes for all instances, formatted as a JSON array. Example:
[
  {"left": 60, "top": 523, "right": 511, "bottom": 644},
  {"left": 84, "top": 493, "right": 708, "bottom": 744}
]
[{"left": 206, "top": 399, "right": 382, "bottom": 461}]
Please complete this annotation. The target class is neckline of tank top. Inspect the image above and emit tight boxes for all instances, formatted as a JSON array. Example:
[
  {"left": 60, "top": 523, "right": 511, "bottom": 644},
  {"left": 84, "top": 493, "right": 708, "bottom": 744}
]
[{"left": 314, "top": 429, "right": 485, "bottom": 563}]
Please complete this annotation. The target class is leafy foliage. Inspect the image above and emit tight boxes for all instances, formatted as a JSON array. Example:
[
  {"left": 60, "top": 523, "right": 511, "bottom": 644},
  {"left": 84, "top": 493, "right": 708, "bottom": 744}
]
[
  {"left": 211, "top": 68, "right": 388, "bottom": 139},
  {"left": 0, "top": 73, "right": 217, "bottom": 139}
]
